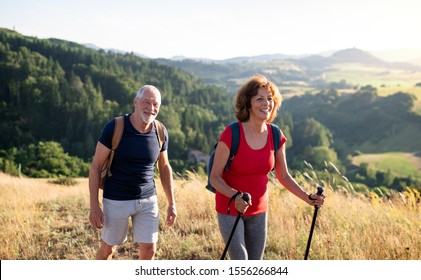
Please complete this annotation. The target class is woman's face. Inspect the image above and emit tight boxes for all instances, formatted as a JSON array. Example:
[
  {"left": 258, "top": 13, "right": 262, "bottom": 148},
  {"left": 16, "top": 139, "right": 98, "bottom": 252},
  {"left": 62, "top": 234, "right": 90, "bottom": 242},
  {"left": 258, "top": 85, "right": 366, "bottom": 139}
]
[{"left": 249, "top": 87, "right": 274, "bottom": 121}]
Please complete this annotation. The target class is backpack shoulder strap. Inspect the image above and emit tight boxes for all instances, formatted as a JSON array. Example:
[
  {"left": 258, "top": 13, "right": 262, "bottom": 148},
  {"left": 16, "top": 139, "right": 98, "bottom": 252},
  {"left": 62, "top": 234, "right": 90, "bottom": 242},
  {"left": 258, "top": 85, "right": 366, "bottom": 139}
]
[
  {"left": 205, "top": 122, "right": 240, "bottom": 193},
  {"left": 269, "top": 123, "right": 281, "bottom": 172},
  {"left": 225, "top": 121, "right": 240, "bottom": 170},
  {"left": 154, "top": 119, "right": 165, "bottom": 162},
  {"left": 270, "top": 123, "right": 281, "bottom": 154},
  {"left": 106, "top": 115, "right": 124, "bottom": 177},
  {"left": 112, "top": 116, "right": 125, "bottom": 150}
]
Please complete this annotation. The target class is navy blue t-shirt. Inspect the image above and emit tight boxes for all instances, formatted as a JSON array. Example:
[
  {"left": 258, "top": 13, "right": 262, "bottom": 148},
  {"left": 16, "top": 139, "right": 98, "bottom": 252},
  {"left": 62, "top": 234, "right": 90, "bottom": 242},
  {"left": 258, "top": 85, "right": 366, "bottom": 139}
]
[{"left": 98, "top": 114, "right": 168, "bottom": 200}]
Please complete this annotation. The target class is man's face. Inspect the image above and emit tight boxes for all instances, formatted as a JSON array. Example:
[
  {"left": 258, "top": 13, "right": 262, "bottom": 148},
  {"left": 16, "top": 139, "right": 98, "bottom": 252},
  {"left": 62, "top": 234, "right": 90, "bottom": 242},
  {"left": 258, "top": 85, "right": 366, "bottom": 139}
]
[{"left": 135, "top": 89, "right": 161, "bottom": 124}]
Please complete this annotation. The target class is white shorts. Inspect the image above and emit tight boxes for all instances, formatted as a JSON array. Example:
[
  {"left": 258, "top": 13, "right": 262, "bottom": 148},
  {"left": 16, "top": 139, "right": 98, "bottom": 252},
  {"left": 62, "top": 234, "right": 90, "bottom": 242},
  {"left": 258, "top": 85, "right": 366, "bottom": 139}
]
[{"left": 101, "top": 195, "right": 159, "bottom": 245}]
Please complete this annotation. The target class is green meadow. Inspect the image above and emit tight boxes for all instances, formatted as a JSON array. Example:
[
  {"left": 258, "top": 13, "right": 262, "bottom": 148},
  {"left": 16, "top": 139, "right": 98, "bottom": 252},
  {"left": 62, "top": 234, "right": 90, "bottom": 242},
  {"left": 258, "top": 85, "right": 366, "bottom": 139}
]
[{"left": 352, "top": 152, "right": 421, "bottom": 178}]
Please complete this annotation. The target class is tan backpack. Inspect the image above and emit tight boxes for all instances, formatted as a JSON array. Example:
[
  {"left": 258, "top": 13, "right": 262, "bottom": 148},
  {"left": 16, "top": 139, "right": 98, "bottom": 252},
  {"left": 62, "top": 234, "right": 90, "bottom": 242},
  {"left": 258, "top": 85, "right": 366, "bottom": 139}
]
[{"left": 99, "top": 117, "right": 165, "bottom": 189}]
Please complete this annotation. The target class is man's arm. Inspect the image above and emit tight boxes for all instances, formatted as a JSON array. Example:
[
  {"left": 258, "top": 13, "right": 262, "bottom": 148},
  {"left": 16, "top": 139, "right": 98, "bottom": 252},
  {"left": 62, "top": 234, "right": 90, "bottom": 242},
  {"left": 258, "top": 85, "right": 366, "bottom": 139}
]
[
  {"left": 157, "top": 150, "right": 177, "bottom": 226},
  {"left": 88, "top": 142, "right": 110, "bottom": 229}
]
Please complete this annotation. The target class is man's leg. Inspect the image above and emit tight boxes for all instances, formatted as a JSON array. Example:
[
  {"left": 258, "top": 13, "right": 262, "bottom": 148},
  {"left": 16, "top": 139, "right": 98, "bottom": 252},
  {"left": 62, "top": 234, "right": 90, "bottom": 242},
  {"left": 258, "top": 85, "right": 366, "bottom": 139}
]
[
  {"left": 139, "top": 242, "right": 156, "bottom": 260},
  {"left": 96, "top": 240, "right": 118, "bottom": 260},
  {"left": 133, "top": 196, "right": 159, "bottom": 259},
  {"left": 99, "top": 198, "right": 131, "bottom": 260}
]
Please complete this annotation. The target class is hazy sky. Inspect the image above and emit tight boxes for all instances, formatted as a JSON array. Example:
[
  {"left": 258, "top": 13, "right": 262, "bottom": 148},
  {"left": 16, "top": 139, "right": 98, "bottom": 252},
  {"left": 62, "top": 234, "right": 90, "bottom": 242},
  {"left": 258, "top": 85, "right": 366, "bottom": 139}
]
[{"left": 1, "top": 0, "right": 420, "bottom": 60}]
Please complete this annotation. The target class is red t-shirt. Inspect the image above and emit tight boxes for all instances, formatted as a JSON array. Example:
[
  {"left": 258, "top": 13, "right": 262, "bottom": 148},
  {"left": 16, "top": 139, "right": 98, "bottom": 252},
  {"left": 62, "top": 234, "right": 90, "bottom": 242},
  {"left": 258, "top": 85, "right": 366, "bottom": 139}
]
[{"left": 215, "top": 122, "right": 287, "bottom": 216}]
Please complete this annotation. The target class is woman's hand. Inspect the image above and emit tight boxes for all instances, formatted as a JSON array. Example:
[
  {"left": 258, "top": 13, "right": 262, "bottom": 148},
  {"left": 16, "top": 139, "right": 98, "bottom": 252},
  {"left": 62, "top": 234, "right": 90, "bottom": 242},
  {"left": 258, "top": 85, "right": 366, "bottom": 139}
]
[
  {"left": 235, "top": 193, "right": 252, "bottom": 214},
  {"left": 308, "top": 193, "right": 325, "bottom": 208}
]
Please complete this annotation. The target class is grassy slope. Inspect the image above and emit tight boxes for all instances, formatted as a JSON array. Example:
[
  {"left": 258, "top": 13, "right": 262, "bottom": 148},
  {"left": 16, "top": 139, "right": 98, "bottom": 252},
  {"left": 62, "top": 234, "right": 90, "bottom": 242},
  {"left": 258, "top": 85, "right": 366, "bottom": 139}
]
[
  {"left": 1, "top": 172, "right": 420, "bottom": 260},
  {"left": 355, "top": 123, "right": 421, "bottom": 154}
]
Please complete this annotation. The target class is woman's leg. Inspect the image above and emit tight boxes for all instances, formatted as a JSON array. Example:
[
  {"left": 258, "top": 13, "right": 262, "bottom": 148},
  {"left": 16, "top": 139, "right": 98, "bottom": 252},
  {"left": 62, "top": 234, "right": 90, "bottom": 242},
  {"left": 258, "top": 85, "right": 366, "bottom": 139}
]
[
  {"left": 244, "top": 212, "right": 267, "bottom": 260},
  {"left": 218, "top": 213, "right": 247, "bottom": 260}
]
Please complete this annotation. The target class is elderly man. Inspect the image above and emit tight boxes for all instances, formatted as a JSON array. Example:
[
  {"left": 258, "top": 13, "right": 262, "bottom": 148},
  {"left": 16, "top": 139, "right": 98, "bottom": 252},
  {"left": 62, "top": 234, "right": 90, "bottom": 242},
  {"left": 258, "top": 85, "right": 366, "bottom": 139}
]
[{"left": 89, "top": 85, "right": 177, "bottom": 260}]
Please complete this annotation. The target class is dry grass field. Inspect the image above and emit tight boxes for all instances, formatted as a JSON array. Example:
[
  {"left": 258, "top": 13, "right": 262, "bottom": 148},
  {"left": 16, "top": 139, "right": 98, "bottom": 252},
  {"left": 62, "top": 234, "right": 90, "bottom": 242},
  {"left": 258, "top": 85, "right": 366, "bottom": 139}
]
[{"left": 0, "top": 171, "right": 420, "bottom": 260}]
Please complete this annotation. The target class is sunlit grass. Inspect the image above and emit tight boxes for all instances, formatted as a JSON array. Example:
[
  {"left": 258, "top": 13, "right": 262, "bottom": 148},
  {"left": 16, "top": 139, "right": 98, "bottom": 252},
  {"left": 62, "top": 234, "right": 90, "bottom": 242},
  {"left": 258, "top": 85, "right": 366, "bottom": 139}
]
[{"left": 0, "top": 171, "right": 420, "bottom": 260}]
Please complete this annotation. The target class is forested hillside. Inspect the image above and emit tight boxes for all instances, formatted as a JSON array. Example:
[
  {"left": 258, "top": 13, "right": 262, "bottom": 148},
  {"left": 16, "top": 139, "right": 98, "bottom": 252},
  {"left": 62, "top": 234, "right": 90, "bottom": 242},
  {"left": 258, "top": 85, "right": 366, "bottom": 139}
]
[
  {"left": 1, "top": 28, "right": 420, "bottom": 193},
  {"left": 0, "top": 28, "right": 233, "bottom": 175}
]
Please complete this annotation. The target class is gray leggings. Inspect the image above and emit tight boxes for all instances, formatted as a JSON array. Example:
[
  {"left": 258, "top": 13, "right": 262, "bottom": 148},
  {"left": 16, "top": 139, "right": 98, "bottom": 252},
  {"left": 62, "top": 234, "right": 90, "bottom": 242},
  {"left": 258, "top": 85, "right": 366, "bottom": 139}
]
[{"left": 218, "top": 212, "right": 267, "bottom": 260}]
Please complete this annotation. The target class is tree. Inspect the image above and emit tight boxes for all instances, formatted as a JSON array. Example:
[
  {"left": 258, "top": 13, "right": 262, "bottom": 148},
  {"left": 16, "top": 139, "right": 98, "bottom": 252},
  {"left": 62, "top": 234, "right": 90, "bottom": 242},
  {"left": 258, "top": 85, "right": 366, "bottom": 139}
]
[
  {"left": 12, "top": 141, "right": 89, "bottom": 178},
  {"left": 292, "top": 118, "right": 333, "bottom": 149},
  {"left": 303, "top": 146, "right": 339, "bottom": 170}
]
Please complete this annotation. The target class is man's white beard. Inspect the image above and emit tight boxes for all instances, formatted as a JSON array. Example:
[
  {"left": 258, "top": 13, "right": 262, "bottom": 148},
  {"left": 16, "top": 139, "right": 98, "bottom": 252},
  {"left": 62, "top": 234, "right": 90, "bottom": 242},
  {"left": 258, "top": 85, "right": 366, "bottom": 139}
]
[{"left": 141, "top": 112, "right": 156, "bottom": 124}]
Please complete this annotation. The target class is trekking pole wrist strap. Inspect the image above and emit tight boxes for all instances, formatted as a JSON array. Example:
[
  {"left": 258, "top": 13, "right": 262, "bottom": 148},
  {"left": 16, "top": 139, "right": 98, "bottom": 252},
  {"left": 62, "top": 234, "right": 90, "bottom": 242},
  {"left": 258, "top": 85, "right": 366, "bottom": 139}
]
[
  {"left": 227, "top": 191, "right": 242, "bottom": 214},
  {"left": 308, "top": 193, "right": 317, "bottom": 200}
]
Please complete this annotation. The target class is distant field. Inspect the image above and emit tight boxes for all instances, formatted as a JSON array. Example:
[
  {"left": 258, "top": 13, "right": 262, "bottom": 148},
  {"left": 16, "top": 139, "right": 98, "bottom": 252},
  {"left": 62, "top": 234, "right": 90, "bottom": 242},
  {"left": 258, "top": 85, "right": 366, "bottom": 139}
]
[
  {"left": 378, "top": 86, "right": 421, "bottom": 113},
  {"left": 352, "top": 152, "right": 421, "bottom": 178},
  {"left": 324, "top": 63, "right": 421, "bottom": 87},
  {"left": 324, "top": 63, "right": 421, "bottom": 113}
]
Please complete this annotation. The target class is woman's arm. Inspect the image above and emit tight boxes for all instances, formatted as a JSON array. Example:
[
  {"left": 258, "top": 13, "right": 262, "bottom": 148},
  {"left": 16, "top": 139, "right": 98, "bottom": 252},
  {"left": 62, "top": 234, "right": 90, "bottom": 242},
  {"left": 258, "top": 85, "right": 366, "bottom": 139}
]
[
  {"left": 275, "top": 144, "right": 324, "bottom": 207},
  {"left": 210, "top": 141, "right": 250, "bottom": 213}
]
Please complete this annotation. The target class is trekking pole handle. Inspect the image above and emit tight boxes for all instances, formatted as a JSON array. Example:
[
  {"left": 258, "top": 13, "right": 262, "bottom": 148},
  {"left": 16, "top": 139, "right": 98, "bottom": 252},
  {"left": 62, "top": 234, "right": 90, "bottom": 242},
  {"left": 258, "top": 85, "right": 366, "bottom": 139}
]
[
  {"left": 237, "top": 192, "right": 251, "bottom": 215},
  {"left": 317, "top": 186, "right": 324, "bottom": 196},
  {"left": 312, "top": 186, "right": 324, "bottom": 209},
  {"left": 242, "top": 192, "right": 251, "bottom": 203}
]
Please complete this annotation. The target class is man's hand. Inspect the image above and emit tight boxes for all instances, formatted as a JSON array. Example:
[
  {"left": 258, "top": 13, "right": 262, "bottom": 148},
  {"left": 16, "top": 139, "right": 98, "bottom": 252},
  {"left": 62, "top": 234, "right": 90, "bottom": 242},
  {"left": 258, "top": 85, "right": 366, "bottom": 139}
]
[
  {"left": 165, "top": 205, "right": 177, "bottom": 226},
  {"left": 89, "top": 205, "right": 104, "bottom": 229}
]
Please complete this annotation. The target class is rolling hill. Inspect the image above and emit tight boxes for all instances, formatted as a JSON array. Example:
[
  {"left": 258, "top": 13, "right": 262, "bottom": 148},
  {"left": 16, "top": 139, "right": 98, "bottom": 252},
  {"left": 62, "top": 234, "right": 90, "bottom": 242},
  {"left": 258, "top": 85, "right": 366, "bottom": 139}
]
[{"left": 1, "top": 27, "right": 420, "bottom": 191}]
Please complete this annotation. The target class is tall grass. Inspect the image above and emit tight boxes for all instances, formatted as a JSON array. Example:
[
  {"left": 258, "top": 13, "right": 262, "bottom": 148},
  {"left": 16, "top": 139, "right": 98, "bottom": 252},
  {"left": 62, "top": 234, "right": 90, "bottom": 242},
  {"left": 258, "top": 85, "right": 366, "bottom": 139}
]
[{"left": 0, "top": 171, "right": 420, "bottom": 260}]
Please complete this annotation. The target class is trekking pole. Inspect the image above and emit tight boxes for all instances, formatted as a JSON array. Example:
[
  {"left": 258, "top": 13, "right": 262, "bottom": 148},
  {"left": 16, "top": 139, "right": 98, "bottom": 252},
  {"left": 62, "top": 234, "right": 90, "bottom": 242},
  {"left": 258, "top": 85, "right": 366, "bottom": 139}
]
[
  {"left": 304, "top": 186, "right": 324, "bottom": 260},
  {"left": 220, "top": 192, "right": 251, "bottom": 260}
]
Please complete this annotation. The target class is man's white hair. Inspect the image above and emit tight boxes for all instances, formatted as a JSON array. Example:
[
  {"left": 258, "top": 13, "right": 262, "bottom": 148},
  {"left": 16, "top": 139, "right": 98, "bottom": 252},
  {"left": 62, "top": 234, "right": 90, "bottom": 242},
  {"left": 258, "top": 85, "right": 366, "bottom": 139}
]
[{"left": 136, "top": 85, "right": 161, "bottom": 99}]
